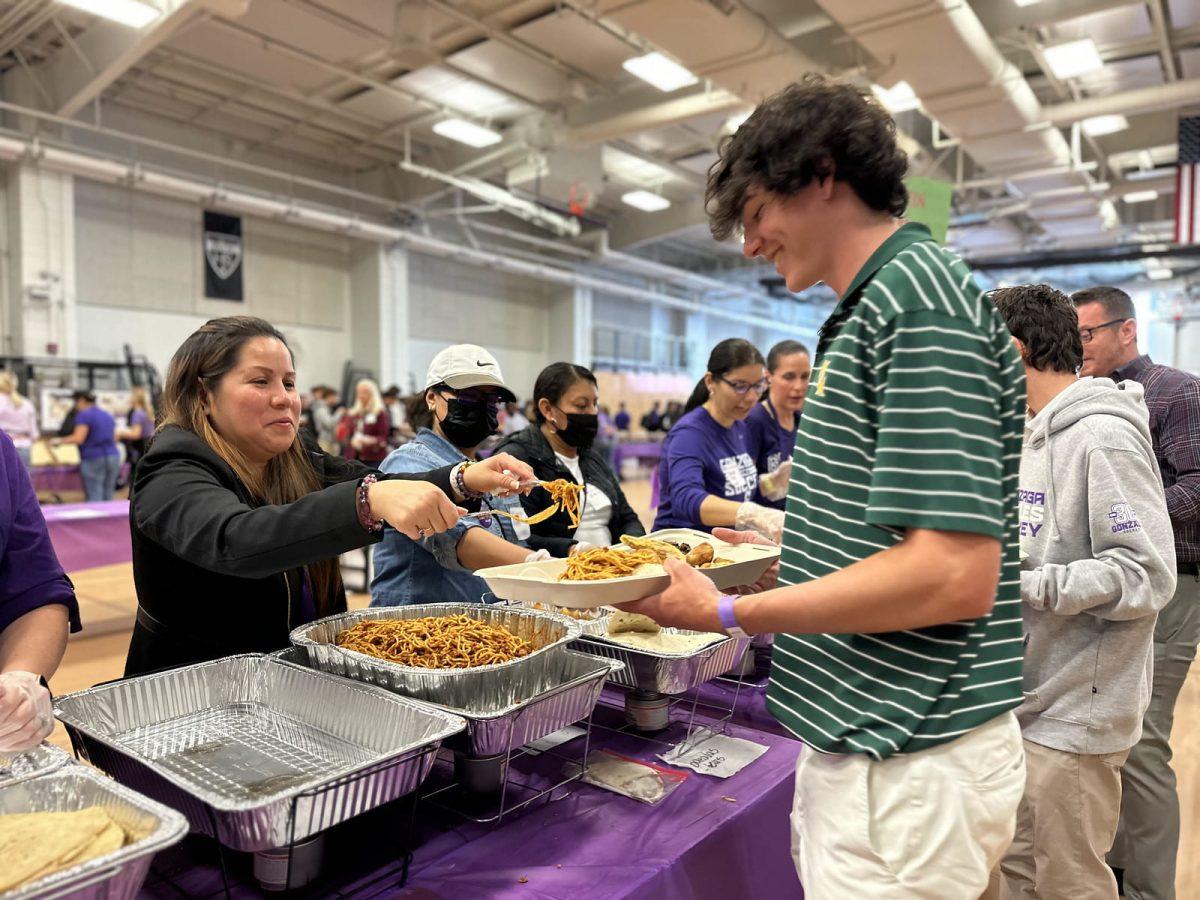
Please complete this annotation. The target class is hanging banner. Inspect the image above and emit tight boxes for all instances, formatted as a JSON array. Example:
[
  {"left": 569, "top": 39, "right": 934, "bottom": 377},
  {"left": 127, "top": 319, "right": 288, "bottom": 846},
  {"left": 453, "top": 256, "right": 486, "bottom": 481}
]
[
  {"left": 904, "top": 177, "right": 953, "bottom": 245},
  {"left": 203, "top": 211, "right": 244, "bottom": 301}
]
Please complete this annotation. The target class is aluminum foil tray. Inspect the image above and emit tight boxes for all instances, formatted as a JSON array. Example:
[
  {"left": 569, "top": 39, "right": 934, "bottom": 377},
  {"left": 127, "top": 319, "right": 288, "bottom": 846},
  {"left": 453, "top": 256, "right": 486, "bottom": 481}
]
[
  {"left": 571, "top": 631, "right": 752, "bottom": 695},
  {"left": 54, "top": 654, "right": 465, "bottom": 851},
  {"left": 0, "top": 763, "right": 187, "bottom": 900},
  {"left": 0, "top": 743, "right": 73, "bottom": 786},
  {"left": 290, "top": 603, "right": 582, "bottom": 709},
  {"left": 281, "top": 646, "right": 622, "bottom": 758}
]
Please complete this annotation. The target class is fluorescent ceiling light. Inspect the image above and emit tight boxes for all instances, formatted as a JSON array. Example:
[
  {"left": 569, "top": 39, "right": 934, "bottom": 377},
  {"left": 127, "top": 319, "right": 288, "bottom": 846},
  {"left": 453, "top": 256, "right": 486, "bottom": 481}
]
[
  {"left": 1147, "top": 267, "right": 1173, "bottom": 280},
  {"left": 1013, "top": 0, "right": 1042, "bottom": 6},
  {"left": 58, "top": 0, "right": 161, "bottom": 27},
  {"left": 1140, "top": 242, "right": 1169, "bottom": 252},
  {"left": 1043, "top": 38, "right": 1104, "bottom": 79},
  {"left": 871, "top": 80, "right": 919, "bottom": 114},
  {"left": 622, "top": 52, "right": 698, "bottom": 92},
  {"left": 1122, "top": 189, "right": 1159, "bottom": 204},
  {"left": 1081, "top": 114, "right": 1128, "bottom": 137},
  {"left": 432, "top": 118, "right": 502, "bottom": 148},
  {"left": 621, "top": 190, "right": 671, "bottom": 212}
]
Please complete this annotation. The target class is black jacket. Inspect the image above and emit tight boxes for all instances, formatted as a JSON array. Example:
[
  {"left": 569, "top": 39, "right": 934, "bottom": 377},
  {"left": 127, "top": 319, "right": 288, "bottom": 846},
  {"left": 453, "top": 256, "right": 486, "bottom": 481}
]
[
  {"left": 493, "top": 424, "right": 645, "bottom": 557},
  {"left": 125, "top": 425, "right": 459, "bottom": 676}
]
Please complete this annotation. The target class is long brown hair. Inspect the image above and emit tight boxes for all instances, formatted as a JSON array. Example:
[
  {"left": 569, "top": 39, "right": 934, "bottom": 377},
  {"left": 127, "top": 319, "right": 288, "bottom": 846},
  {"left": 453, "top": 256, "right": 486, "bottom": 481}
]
[{"left": 159, "top": 316, "right": 340, "bottom": 614}]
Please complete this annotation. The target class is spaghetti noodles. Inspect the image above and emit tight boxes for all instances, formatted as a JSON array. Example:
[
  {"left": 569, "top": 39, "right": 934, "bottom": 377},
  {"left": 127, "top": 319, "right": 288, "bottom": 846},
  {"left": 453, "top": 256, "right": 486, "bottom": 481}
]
[
  {"left": 335, "top": 615, "right": 533, "bottom": 668},
  {"left": 484, "top": 479, "right": 583, "bottom": 528},
  {"left": 558, "top": 546, "right": 662, "bottom": 581}
]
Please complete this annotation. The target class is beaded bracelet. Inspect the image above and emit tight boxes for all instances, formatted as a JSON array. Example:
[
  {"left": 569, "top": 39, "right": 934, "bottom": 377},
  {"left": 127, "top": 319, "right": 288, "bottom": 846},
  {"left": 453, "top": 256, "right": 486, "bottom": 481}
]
[
  {"left": 357, "top": 474, "right": 383, "bottom": 533},
  {"left": 453, "top": 461, "right": 486, "bottom": 501}
]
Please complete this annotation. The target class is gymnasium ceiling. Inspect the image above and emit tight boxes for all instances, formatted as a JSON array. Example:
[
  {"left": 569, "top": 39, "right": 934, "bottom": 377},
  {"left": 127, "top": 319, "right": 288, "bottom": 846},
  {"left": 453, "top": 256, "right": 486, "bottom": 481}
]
[{"left": 2, "top": 0, "right": 1199, "bottom": 292}]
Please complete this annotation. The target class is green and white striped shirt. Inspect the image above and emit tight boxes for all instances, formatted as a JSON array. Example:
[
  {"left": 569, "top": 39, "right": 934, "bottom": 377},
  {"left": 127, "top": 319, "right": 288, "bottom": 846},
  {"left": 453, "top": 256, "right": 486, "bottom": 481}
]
[{"left": 766, "top": 223, "right": 1026, "bottom": 760}]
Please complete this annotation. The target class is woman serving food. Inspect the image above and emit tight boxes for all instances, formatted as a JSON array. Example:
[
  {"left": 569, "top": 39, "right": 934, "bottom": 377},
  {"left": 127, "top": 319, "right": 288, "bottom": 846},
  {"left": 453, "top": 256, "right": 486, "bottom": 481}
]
[
  {"left": 495, "top": 362, "right": 645, "bottom": 555},
  {"left": 125, "top": 317, "right": 533, "bottom": 675},
  {"left": 371, "top": 345, "right": 558, "bottom": 607}
]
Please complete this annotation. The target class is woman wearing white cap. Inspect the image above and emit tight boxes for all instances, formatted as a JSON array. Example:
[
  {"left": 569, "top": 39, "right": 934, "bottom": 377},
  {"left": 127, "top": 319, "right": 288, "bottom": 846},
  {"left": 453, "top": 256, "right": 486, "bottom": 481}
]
[{"left": 371, "top": 345, "right": 549, "bottom": 606}]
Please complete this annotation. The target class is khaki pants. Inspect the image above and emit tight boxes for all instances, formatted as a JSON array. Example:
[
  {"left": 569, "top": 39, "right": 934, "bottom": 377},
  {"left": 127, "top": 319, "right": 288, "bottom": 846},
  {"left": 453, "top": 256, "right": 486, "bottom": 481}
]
[
  {"left": 994, "top": 740, "right": 1128, "bottom": 900},
  {"left": 1109, "top": 571, "right": 1200, "bottom": 900},
  {"left": 791, "top": 712, "right": 1025, "bottom": 899}
]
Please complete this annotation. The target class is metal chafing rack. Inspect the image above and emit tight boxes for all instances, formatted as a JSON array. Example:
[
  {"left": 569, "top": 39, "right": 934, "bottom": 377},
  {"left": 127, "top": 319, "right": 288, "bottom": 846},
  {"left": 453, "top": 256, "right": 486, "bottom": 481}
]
[
  {"left": 287, "top": 605, "right": 619, "bottom": 822},
  {"left": 54, "top": 654, "right": 465, "bottom": 852}
]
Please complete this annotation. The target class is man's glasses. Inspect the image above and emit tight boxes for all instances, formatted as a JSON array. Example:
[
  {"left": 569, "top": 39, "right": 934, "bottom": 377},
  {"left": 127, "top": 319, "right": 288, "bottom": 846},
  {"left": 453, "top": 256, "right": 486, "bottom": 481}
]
[
  {"left": 1079, "top": 318, "right": 1128, "bottom": 344},
  {"left": 718, "top": 375, "right": 770, "bottom": 396}
]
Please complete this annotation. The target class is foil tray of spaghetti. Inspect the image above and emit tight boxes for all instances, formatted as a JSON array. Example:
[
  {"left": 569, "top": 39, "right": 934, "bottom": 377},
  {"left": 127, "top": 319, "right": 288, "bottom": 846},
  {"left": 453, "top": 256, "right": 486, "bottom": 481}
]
[
  {"left": 289, "top": 604, "right": 582, "bottom": 709},
  {"left": 279, "top": 646, "right": 622, "bottom": 758},
  {"left": 0, "top": 743, "right": 74, "bottom": 787},
  {"left": 54, "top": 654, "right": 464, "bottom": 851},
  {"left": 0, "top": 763, "right": 188, "bottom": 900},
  {"left": 571, "top": 631, "right": 752, "bottom": 695}
]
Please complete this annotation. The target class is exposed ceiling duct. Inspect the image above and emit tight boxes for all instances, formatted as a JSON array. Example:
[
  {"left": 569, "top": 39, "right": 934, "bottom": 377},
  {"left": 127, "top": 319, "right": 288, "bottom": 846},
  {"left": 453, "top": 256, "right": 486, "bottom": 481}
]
[
  {"left": 398, "top": 158, "right": 582, "bottom": 238},
  {"left": 0, "top": 132, "right": 817, "bottom": 332},
  {"left": 814, "top": 0, "right": 1113, "bottom": 247}
]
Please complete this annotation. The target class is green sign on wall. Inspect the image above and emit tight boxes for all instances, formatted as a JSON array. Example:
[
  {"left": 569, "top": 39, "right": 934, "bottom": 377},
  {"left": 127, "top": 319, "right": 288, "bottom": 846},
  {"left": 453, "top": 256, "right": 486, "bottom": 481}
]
[{"left": 904, "top": 176, "right": 953, "bottom": 244}]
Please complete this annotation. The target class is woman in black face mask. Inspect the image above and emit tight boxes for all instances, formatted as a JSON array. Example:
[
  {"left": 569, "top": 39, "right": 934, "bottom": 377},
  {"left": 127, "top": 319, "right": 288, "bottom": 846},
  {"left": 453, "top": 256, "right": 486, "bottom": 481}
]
[
  {"left": 370, "top": 345, "right": 549, "bottom": 607},
  {"left": 495, "top": 363, "right": 646, "bottom": 556}
]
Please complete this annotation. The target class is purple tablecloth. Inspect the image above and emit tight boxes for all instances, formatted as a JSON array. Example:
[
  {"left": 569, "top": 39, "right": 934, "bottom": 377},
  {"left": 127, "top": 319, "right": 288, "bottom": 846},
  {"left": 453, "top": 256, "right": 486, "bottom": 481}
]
[
  {"left": 42, "top": 501, "right": 132, "bottom": 571},
  {"left": 138, "top": 706, "right": 804, "bottom": 899},
  {"left": 31, "top": 463, "right": 131, "bottom": 495},
  {"left": 613, "top": 441, "right": 662, "bottom": 473}
]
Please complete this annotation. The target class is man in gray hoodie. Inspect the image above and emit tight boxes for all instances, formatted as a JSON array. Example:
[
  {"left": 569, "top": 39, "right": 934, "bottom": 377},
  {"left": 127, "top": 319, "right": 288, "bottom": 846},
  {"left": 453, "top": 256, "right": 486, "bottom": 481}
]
[{"left": 991, "top": 284, "right": 1176, "bottom": 900}]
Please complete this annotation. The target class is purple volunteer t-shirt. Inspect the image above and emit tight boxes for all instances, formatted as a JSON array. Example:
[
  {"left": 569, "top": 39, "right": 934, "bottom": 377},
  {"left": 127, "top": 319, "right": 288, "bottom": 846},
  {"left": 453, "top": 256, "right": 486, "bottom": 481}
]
[
  {"left": 0, "top": 430, "right": 80, "bottom": 634},
  {"left": 652, "top": 407, "right": 759, "bottom": 532},
  {"left": 128, "top": 408, "right": 154, "bottom": 440},
  {"left": 75, "top": 405, "right": 119, "bottom": 460},
  {"left": 745, "top": 401, "right": 797, "bottom": 511}
]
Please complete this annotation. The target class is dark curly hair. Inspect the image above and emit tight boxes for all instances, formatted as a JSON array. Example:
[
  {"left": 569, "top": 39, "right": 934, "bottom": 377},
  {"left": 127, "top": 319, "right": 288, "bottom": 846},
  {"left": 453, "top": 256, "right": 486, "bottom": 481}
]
[
  {"left": 989, "top": 284, "right": 1083, "bottom": 375},
  {"left": 706, "top": 74, "right": 909, "bottom": 241}
]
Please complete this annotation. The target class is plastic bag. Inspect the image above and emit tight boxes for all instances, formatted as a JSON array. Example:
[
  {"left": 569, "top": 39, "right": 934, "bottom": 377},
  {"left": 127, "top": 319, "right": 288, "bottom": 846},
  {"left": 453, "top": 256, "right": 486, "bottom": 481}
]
[{"left": 575, "top": 749, "right": 689, "bottom": 805}]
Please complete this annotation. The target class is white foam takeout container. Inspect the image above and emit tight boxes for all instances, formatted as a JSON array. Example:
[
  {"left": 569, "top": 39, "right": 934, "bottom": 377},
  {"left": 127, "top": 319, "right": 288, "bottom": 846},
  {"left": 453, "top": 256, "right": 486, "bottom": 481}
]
[{"left": 477, "top": 528, "right": 779, "bottom": 609}]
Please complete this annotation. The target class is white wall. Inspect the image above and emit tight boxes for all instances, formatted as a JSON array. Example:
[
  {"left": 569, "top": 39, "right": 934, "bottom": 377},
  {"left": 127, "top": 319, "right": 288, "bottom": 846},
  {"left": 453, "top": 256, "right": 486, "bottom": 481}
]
[
  {"left": 407, "top": 252, "right": 570, "bottom": 400},
  {"left": 73, "top": 180, "right": 352, "bottom": 386}
]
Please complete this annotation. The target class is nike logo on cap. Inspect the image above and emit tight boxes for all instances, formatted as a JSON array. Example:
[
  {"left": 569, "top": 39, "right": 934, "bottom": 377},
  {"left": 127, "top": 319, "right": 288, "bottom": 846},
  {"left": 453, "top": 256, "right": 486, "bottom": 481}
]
[{"left": 476, "top": 361, "right": 490, "bottom": 367}]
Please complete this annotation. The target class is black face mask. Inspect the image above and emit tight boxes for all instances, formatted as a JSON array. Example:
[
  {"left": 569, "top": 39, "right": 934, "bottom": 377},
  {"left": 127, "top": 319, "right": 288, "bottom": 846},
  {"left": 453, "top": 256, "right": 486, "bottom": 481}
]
[
  {"left": 555, "top": 411, "right": 599, "bottom": 450},
  {"left": 439, "top": 398, "right": 498, "bottom": 448}
]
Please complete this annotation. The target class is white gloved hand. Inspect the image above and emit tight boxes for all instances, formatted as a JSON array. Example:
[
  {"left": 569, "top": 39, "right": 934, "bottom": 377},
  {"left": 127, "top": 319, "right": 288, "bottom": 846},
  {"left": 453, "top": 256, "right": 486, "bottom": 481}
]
[
  {"left": 569, "top": 541, "right": 598, "bottom": 556},
  {"left": 735, "top": 501, "right": 785, "bottom": 543},
  {"left": 0, "top": 671, "right": 53, "bottom": 753},
  {"left": 524, "top": 549, "right": 553, "bottom": 563},
  {"left": 759, "top": 459, "right": 792, "bottom": 502}
]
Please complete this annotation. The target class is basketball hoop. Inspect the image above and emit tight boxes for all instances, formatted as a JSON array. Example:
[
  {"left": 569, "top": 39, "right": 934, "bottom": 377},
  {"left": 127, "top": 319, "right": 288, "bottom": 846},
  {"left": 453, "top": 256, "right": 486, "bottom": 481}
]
[{"left": 568, "top": 181, "right": 594, "bottom": 218}]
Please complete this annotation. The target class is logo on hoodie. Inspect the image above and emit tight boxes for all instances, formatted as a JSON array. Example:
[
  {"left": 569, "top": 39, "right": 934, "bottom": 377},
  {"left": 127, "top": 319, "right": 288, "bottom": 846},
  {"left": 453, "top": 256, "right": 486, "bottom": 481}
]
[
  {"left": 1108, "top": 502, "right": 1142, "bottom": 534},
  {"left": 1019, "top": 489, "right": 1046, "bottom": 539}
]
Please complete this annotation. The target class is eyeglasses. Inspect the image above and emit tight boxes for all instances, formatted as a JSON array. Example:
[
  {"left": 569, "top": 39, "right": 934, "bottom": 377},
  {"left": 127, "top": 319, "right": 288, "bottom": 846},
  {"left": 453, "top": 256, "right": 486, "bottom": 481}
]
[
  {"left": 1078, "top": 318, "right": 1128, "bottom": 344},
  {"left": 718, "top": 375, "right": 770, "bottom": 396}
]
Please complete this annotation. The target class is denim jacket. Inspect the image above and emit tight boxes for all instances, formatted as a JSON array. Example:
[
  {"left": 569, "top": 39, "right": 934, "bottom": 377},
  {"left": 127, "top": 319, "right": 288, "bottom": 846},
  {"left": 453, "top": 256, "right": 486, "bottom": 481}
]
[{"left": 370, "top": 428, "right": 528, "bottom": 606}]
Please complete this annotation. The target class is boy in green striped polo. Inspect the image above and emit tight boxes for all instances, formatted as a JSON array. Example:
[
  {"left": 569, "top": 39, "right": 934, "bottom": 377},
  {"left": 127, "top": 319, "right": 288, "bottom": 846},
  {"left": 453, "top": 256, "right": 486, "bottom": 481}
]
[{"left": 620, "top": 75, "right": 1027, "bottom": 898}]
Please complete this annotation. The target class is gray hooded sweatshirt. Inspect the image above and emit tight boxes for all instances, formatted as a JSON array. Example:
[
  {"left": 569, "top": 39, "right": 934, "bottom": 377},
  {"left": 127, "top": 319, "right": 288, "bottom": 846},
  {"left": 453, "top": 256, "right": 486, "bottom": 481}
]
[{"left": 1017, "top": 377, "right": 1176, "bottom": 755}]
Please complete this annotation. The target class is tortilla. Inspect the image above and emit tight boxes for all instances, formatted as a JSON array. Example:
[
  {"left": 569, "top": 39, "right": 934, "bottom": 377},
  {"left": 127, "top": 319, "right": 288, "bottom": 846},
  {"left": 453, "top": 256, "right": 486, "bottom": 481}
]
[
  {"left": 0, "top": 807, "right": 126, "bottom": 892},
  {"left": 603, "top": 631, "right": 724, "bottom": 654},
  {"left": 607, "top": 611, "right": 662, "bottom": 636}
]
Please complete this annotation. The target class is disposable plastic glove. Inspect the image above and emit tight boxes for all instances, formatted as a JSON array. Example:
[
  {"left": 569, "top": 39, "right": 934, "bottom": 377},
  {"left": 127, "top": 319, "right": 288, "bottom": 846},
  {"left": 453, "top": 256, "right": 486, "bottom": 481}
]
[
  {"left": 758, "top": 459, "right": 792, "bottom": 502},
  {"left": 0, "top": 671, "right": 53, "bottom": 752},
  {"left": 735, "top": 501, "right": 784, "bottom": 543},
  {"left": 523, "top": 549, "right": 553, "bottom": 563}
]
